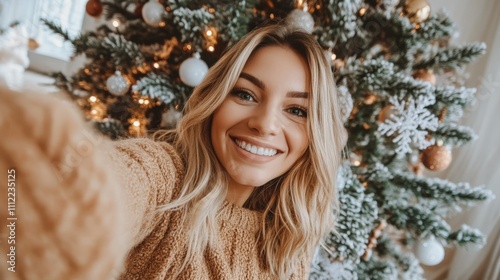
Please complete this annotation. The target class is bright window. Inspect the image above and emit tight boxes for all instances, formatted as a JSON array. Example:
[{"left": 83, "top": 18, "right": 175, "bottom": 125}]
[{"left": 0, "top": 0, "right": 87, "bottom": 73}]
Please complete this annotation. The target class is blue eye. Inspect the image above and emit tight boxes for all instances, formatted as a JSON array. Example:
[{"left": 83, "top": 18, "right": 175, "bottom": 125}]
[
  {"left": 231, "top": 89, "right": 256, "bottom": 102},
  {"left": 287, "top": 106, "right": 308, "bottom": 118}
]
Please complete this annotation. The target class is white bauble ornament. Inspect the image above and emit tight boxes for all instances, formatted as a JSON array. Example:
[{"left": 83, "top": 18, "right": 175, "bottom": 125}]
[
  {"left": 106, "top": 71, "right": 130, "bottom": 96},
  {"left": 415, "top": 237, "right": 445, "bottom": 266},
  {"left": 161, "top": 108, "right": 183, "bottom": 128},
  {"left": 179, "top": 53, "right": 208, "bottom": 87},
  {"left": 286, "top": 8, "right": 315, "bottom": 33},
  {"left": 142, "top": 0, "right": 165, "bottom": 27}
]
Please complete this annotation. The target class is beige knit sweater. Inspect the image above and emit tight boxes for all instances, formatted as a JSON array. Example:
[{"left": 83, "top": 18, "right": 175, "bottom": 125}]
[{"left": 0, "top": 88, "right": 311, "bottom": 279}]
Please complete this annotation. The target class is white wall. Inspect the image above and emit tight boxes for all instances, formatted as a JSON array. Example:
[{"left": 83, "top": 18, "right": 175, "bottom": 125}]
[{"left": 425, "top": 1, "right": 500, "bottom": 279}]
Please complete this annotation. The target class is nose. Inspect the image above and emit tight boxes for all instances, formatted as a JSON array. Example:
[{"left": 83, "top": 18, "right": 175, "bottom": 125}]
[{"left": 247, "top": 105, "right": 280, "bottom": 136}]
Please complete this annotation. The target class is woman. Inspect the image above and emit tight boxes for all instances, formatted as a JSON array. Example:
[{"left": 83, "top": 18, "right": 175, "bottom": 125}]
[{"left": 0, "top": 22, "right": 346, "bottom": 279}]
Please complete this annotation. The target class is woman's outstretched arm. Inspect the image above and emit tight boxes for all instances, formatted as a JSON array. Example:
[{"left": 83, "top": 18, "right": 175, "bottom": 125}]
[{"left": 0, "top": 87, "right": 182, "bottom": 279}]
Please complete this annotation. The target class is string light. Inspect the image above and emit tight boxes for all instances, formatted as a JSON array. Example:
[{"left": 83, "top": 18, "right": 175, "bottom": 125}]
[
  {"left": 112, "top": 19, "right": 120, "bottom": 28},
  {"left": 89, "top": 96, "right": 97, "bottom": 102},
  {"left": 359, "top": 8, "right": 367, "bottom": 16},
  {"left": 153, "top": 62, "right": 160, "bottom": 69},
  {"left": 133, "top": 120, "right": 141, "bottom": 127},
  {"left": 206, "top": 30, "right": 213, "bottom": 36},
  {"left": 270, "top": 13, "right": 275, "bottom": 19},
  {"left": 207, "top": 45, "right": 215, "bottom": 52},
  {"left": 331, "top": 53, "right": 337, "bottom": 60}
]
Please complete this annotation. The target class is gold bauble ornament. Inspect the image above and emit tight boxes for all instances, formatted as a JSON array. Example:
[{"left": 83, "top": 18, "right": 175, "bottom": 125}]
[
  {"left": 378, "top": 105, "right": 395, "bottom": 123},
  {"left": 28, "top": 38, "right": 39, "bottom": 50},
  {"left": 403, "top": 0, "right": 431, "bottom": 24},
  {"left": 413, "top": 69, "right": 436, "bottom": 85},
  {"left": 421, "top": 145, "right": 452, "bottom": 171}
]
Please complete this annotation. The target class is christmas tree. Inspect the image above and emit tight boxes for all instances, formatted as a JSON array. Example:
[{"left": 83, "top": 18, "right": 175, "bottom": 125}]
[{"left": 45, "top": 0, "right": 495, "bottom": 278}]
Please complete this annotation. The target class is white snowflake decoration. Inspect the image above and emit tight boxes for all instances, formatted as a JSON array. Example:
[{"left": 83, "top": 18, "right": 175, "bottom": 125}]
[{"left": 378, "top": 95, "right": 438, "bottom": 155}]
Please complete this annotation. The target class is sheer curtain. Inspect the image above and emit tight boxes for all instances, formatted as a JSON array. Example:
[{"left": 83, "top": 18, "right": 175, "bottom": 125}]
[{"left": 426, "top": 0, "right": 500, "bottom": 279}]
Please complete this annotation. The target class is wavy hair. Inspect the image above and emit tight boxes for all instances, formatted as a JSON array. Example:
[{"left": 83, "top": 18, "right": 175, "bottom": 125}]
[{"left": 157, "top": 21, "right": 346, "bottom": 279}]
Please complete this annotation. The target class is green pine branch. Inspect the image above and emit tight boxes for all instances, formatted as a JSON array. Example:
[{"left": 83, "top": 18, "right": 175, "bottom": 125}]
[{"left": 42, "top": 19, "right": 72, "bottom": 41}]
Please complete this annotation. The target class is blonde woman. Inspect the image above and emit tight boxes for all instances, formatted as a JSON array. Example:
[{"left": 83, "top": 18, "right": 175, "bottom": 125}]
[{"left": 0, "top": 22, "right": 346, "bottom": 280}]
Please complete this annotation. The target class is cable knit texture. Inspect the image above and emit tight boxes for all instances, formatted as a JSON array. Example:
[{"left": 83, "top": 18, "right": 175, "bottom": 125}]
[{"left": 0, "top": 88, "right": 311, "bottom": 279}]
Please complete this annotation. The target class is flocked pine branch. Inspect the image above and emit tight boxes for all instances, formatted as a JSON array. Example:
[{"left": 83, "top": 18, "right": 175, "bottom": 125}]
[
  {"left": 447, "top": 224, "right": 486, "bottom": 247},
  {"left": 414, "top": 43, "right": 487, "bottom": 70},
  {"left": 132, "top": 72, "right": 178, "bottom": 104},
  {"left": 172, "top": 7, "right": 214, "bottom": 52},
  {"left": 375, "top": 236, "right": 424, "bottom": 279},
  {"left": 433, "top": 86, "right": 476, "bottom": 107},
  {"left": 432, "top": 124, "right": 477, "bottom": 146},
  {"left": 325, "top": 165, "right": 378, "bottom": 262},
  {"left": 386, "top": 204, "right": 451, "bottom": 239},
  {"left": 319, "top": 0, "right": 363, "bottom": 44},
  {"left": 416, "top": 11, "right": 455, "bottom": 41},
  {"left": 356, "top": 256, "right": 397, "bottom": 280},
  {"left": 391, "top": 172, "right": 494, "bottom": 209}
]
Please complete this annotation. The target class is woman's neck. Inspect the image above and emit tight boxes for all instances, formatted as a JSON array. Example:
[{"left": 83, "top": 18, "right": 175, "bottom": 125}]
[{"left": 226, "top": 179, "right": 255, "bottom": 207}]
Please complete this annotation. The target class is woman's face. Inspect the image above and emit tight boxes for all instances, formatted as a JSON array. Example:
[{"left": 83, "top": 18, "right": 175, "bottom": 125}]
[{"left": 211, "top": 45, "right": 310, "bottom": 189}]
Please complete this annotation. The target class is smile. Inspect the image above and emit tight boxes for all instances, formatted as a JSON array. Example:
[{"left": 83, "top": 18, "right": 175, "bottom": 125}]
[{"left": 234, "top": 139, "right": 278, "bottom": 157}]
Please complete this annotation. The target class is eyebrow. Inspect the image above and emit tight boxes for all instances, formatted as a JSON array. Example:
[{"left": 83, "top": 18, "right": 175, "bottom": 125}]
[{"left": 239, "top": 72, "right": 309, "bottom": 98}]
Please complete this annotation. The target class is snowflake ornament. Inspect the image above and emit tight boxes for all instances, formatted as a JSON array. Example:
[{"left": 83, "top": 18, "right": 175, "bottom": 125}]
[{"left": 378, "top": 95, "right": 438, "bottom": 155}]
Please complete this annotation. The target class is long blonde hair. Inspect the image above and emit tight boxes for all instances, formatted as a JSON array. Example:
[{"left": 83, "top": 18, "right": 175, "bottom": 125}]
[{"left": 158, "top": 22, "right": 346, "bottom": 278}]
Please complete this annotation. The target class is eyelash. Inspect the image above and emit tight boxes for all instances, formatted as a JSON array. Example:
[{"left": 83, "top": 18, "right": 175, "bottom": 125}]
[
  {"left": 287, "top": 106, "right": 308, "bottom": 118},
  {"left": 231, "top": 88, "right": 256, "bottom": 102},
  {"left": 230, "top": 88, "right": 308, "bottom": 119}
]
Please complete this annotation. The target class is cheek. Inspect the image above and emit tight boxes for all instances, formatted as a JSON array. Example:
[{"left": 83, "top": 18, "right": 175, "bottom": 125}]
[{"left": 289, "top": 125, "right": 309, "bottom": 157}]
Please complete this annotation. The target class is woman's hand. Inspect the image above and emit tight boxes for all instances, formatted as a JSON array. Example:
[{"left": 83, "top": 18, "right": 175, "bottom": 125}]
[{"left": 0, "top": 87, "right": 127, "bottom": 280}]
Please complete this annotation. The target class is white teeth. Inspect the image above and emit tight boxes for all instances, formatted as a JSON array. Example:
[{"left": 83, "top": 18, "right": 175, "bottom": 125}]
[{"left": 234, "top": 139, "right": 278, "bottom": 156}]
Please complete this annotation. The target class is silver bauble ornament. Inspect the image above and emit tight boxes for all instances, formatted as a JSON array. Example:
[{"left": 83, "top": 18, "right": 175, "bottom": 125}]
[
  {"left": 142, "top": 0, "right": 165, "bottom": 27},
  {"left": 286, "top": 8, "right": 315, "bottom": 33},
  {"left": 179, "top": 53, "right": 208, "bottom": 87},
  {"left": 106, "top": 71, "right": 130, "bottom": 96}
]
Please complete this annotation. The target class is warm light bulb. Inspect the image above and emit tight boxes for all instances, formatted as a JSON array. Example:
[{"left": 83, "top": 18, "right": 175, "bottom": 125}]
[
  {"left": 331, "top": 53, "right": 337, "bottom": 60},
  {"left": 144, "top": 100, "right": 150, "bottom": 105},
  {"left": 270, "top": 13, "right": 275, "bottom": 19},
  {"left": 359, "top": 8, "right": 367, "bottom": 16},
  {"left": 353, "top": 160, "right": 361, "bottom": 166},
  {"left": 91, "top": 109, "right": 98, "bottom": 115},
  {"left": 206, "top": 30, "right": 213, "bottom": 36},
  {"left": 112, "top": 19, "right": 120, "bottom": 28},
  {"left": 89, "top": 96, "right": 97, "bottom": 102},
  {"left": 133, "top": 120, "right": 141, "bottom": 127},
  {"left": 138, "top": 99, "right": 144, "bottom": 104},
  {"left": 207, "top": 45, "right": 215, "bottom": 52},
  {"left": 153, "top": 62, "right": 160, "bottom": 68}
]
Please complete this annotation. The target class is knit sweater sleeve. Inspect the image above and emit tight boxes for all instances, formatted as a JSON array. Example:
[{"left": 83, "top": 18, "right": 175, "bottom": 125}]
[
  {"left": 106, "top": 137, "right": 184, "bottom": 247},
  {"left": 0, "top": 88, "right": 183, "bottom": 280}
]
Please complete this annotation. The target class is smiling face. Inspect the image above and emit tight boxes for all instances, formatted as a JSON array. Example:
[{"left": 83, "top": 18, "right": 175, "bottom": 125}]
[{"left": 211, "top": 45, "right": 310, "bottom": 194}]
